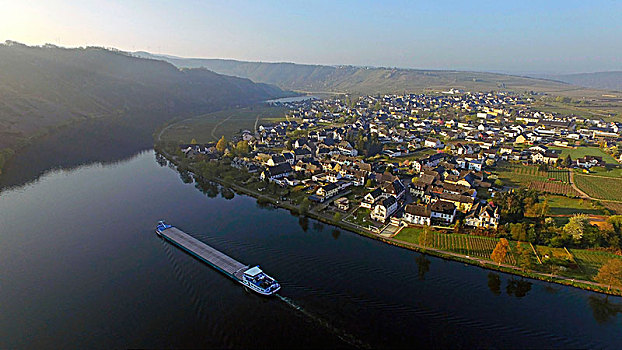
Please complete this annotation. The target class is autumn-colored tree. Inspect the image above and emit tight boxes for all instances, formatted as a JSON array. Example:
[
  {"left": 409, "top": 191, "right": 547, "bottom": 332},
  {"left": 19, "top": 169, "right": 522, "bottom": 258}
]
[
  {"left": 595, "top": 259, "right": 622, "bottom": 291},
  {"left": 491, "top": 238, "right": 509, "bottom": 265},
  {"left": 235, "top": 140, "right": 250, "bottom": 155},
  {"left": 216, "top": 136, "right": 227, "bottom": 153}
]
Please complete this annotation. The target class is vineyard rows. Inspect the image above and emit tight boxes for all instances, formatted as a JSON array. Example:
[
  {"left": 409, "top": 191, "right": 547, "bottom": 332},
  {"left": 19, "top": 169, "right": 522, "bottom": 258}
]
[
  {"left": 431, "top": 232, "right": 516, "bottom": 264},
  {"left": 528, "top": 181, "right": 580, "bottom": 196},
  {"left": 574, "top": 174, "right": 622, "bottom": 201}
]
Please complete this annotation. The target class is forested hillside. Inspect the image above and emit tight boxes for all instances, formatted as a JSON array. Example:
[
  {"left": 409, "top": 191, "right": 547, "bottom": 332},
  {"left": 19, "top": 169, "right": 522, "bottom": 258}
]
[{"left": 0, "top": 42, "right": 286, "bottom": 173}]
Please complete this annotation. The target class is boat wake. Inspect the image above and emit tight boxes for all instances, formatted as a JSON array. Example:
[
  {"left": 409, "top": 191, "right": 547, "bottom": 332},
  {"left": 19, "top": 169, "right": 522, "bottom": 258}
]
[{"left": 276, "top": 294, "right": 371, "bottom": 349}]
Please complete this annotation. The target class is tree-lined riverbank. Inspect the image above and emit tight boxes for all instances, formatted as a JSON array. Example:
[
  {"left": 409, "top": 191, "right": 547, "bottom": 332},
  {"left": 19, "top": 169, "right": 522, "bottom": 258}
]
[{"left": 156, "top": 147, "right": 622, "bottom": 297}]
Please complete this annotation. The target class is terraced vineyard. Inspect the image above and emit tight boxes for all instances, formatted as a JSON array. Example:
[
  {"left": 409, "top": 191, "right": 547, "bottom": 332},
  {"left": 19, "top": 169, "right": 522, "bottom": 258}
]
[
  {"left": 497, "top": 163, "right": 571, "bottom": 188},
  {"left": 394, "top": 227, "right": 622, "bottom": 282},
  {"left": 570, "top": 249, "right": 622, "bottom": 280},
  {"left": 574, "top": 174, "right": 622, "bottom": 201},
  {"left": 528, "top": 180, "right": 580, "bottom": 196},
  {"left": 408, "top": 230, "right": 517, "bottom": 264},
  {"left": 546, "top": 169, "right": 570, "bottom": 183}
]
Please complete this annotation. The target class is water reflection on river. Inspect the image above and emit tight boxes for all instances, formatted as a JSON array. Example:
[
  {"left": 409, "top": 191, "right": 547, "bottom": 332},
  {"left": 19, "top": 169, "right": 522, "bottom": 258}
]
[{"left": 0, "top": 151, "right": 621, "bottom": 349}]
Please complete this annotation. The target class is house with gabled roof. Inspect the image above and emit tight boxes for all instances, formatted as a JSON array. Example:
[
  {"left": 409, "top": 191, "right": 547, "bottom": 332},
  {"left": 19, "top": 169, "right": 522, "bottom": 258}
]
[
  {"left": 382, "top": 179, "right": 406, "bottom": 200},
  {"left": 260, "top": 163, "right": 293, "bottom": 182},
  {"left": 371, "top": 195, "right": 398, "bottom": 222},
  {"left": 402, "top": 204, "right": 431, "bottom": 226},
  {"left": 430, "top": 200, "right": 456, "bottom": 224},
  {"left": 267, "top": 154, "right": 287, "bottom": 166},
  {"left": 465, "top": 202, "right": 499, "bottom": 229},
  {"left": 361, "top": 188, "right": 384, "bottom": 209},
  {"left": 316, "top": 182, "right": 339, "bottom": 200}
]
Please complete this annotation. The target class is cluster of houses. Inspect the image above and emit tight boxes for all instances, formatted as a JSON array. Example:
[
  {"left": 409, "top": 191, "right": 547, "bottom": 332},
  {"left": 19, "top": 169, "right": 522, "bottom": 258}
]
[{"left": 179, "top": 91, "right": 621, "bottom": 232}]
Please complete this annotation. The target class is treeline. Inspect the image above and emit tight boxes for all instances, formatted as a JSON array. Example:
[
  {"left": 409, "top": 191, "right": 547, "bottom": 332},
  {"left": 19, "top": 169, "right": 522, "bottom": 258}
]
[
  {"left": 494, "top": 188, "right": 622, "bottom": 251},
  {"left": 347, "top": 131, "right": 382, "bottom": 157}
]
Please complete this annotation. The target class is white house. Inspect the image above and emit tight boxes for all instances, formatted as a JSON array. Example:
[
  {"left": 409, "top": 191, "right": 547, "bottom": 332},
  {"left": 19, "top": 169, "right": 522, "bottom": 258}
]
[
  {"left": 370, "top": 195, "right": 398, "bottom": 222},
  {"left": 424, "top": 138, "right": 444, "bottom": 149},
  {"left": 430, "top": 200, "right": 456, "bottom": 224},
  {"left": 468, "top": 159, "right": 483, "bottom": 171},
  {"left": 402, "top": 204, "right": 431, "bottom": 226},
  {"left": 361, "top": 188, "right": 383, "bottom": 209},
  {"left": 465, "top": 202, "right": 499, "bottom": 229},
  {"left": 260, "top": 163, "right": 293, "bottom": 181},
  {"left": 316, "top": 183, "right": 339, "bottom": 199}
]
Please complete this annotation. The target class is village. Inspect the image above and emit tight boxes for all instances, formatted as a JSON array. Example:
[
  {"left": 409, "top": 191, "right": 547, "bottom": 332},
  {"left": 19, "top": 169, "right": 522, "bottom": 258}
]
[{"left": 177, "top": 91, "right": 622, "bottom": 239}]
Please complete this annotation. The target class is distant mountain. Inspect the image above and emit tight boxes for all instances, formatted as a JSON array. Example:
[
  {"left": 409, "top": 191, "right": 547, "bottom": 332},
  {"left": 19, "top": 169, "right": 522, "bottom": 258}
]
[
  {"left": 536, "top": 72, "right": 622, "bottom": 91},
  {"left": 135, "top": 52, "right": 574, "bottom": 95},
  {"left": 0, "top": 42, "right": 287, "bottom": 151}
]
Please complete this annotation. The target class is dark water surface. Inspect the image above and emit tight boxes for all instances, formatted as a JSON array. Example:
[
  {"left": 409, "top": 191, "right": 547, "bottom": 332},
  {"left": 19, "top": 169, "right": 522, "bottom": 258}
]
[{"left": 1, "top": 151, "right": 621, "bottom": 349}]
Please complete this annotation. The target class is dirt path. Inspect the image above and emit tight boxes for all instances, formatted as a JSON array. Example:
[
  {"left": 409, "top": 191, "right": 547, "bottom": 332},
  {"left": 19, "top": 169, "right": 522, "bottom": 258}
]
[
  {"left": 157, "top": 122, "right": 176, "bottom": 142},
  {"left": 569, "top": 170, "right": 591, "bottom": 199},
  {"left": 210, "top": 114, "right": 234, "bottom": 140},
  {"left": 570, "top": 171, "right": 622, "bottom": 204}
]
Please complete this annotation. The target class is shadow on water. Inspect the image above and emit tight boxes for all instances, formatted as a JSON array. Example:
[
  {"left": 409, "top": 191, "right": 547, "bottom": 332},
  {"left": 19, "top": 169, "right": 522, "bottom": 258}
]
[
  {"left": 506, "top": 277, "right": 533, "bottom": 298},
  {"left": 487, "top": 273, "right": 502, "bottom": 296},
  {"left": 415, "top": 254, "right": 431, "bottom": 280},
  {"left": 298, "top": 216, "right": 309, "bottom": 232},
  {"left": 0, "top": 117, "right": 156, "bottom": 189},
  {"left": 485, "top": 272, "right": 533, "bottom": 298},
  {"left": 588, "top": 295, "right": 622, "bottom": 324}
]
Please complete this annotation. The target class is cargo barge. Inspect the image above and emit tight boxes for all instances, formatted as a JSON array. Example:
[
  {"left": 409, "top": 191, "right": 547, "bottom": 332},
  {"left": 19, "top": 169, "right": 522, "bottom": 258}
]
[{"left": 156, "top": 221, "right": 280, "bottom": 296}]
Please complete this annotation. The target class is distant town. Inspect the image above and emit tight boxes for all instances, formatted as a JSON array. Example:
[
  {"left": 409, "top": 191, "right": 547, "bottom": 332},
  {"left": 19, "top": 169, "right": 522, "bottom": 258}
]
[{"left": 163, "top": 90, "right": 622, "bottom": 294}]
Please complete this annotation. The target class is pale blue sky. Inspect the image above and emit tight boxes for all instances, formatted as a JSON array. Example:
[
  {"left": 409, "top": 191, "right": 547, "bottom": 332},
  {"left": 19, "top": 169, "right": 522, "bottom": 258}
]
[{"left": 1, "top": 0, "right": 620, "bottom": 73}]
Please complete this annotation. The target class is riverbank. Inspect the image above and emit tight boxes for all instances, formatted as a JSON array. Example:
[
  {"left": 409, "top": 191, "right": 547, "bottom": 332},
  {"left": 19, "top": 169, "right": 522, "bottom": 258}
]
[{"left": 156, "top": 148, "right": 622, "bottom": 297}]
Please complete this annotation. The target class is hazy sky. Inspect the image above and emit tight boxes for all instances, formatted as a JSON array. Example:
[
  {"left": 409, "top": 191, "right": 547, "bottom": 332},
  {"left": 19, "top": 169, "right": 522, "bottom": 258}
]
[{"left": 1, "top": 0, "right": 621, "bottom": 74}]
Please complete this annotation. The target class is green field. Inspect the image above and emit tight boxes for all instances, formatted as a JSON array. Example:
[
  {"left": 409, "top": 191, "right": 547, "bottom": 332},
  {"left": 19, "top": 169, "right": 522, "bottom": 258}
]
[
  {"left": 550, "top": 146, "right": 618, "bottom": 164},
  {"left": 574, "top": 174, "right": 622, "bottom": 201},
  {"left": 496, "top": 163, "right": 546, "bottom": 186},
  {"left": 344, "top": 207, "right": 376, "bottom": 228},
  {"left": 546, "top": 195, "right": 606, "bottom": 224},
  {"left": 570, "top": 249, "right": 622, "bottom": 280},
  {"left": 496, "top": 162, "right": 571, "bottom": 188},
  {"left": 576, "top": 166, "right": 622, "bottom": 178},
  {"left": 546, "top": 169, "right": 570, "bottom": 183},
  {"left": 533, "top": 97, "right": 622, "bottom": 122},
  {"left": 159, "top": 105, "right": 288, "bottom": 143},
  {"left": 546, "top": 195, "right": 605, "bottom": 216}
]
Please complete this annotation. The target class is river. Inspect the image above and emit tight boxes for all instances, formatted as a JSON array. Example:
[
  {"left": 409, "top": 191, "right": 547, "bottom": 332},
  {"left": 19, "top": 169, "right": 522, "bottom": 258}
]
[{"left": 1, "top": 150, "right": 621, "bottom": 349}]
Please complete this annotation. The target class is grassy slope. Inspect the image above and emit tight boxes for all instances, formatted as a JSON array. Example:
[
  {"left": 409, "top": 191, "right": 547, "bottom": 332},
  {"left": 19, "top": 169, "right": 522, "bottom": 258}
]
[
  {"left": 577, "top": 166, "right": 622, "bottom": 178},
  {"left": 550, "top": 146, "right": 618, "bottom": 164},
  {"left": 546, "top": 195, "right": 605, "bottom": 216},
  {"left": 0, "top": 43, "right": 286, "bottom": 151},
  {"left": 159, "top": 105, "right": 288, "bottom": 143}
]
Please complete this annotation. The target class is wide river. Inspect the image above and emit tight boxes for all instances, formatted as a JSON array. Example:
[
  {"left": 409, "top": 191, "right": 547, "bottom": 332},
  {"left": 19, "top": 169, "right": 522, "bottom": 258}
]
[{"left": 1, "top": 150, "right": 621, "bottom": 348}]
